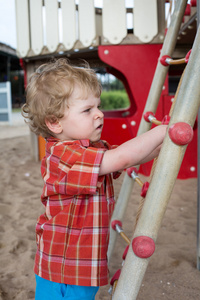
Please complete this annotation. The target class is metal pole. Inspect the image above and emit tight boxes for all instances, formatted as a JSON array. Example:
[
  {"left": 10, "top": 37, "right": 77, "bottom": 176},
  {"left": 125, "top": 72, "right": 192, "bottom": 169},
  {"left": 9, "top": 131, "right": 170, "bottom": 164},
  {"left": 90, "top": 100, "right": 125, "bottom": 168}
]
[
  {"left": 197, "top": 0, "right": 200, "bottom": 271},
  {"left": 108, "top": 0, "right": 188, "bottom": 263},
  {"left": 197, "top": 109, "right": 200, "bottom": 271},
  {"left": 138, "top": 0, "right": 188, "bottom": 135},
  {"left": 107, "top": 172, "right": 134, "bottom": 263},
  {"left": 113, "top": 23, "right": 200, "bottom": 300}
]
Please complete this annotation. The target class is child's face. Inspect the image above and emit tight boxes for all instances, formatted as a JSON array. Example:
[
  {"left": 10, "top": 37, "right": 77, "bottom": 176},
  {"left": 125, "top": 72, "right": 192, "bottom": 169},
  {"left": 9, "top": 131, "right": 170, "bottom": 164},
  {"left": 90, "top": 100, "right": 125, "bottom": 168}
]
[{"left": 59, "top": 88, "right": 104, "bottom": 142}]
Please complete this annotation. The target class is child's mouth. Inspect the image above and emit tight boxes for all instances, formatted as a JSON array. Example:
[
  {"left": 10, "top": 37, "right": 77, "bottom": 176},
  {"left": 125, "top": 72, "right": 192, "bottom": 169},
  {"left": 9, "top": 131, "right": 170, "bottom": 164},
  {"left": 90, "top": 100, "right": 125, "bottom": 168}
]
[{"left": 97, "top": 124, "right": 103, "bottom": 130}]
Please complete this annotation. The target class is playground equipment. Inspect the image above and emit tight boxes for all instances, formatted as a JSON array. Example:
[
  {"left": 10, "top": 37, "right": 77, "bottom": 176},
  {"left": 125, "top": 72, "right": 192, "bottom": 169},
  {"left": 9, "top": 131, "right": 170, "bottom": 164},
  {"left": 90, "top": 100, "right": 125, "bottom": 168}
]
[
  {"left": 110, "top": 4, "right": 200, "bottom": 299},
  {"left": 111, "top": 39, "right": 200, "bottom": 299},
  {"left": 107, "top": 0, "right": 190, "bottom": 263},
  {"left": 15, "top": 0, "right": 200, "bottom": 299},
  {"left": 15, "top": 0, "right": 197, "bottom": 179}
]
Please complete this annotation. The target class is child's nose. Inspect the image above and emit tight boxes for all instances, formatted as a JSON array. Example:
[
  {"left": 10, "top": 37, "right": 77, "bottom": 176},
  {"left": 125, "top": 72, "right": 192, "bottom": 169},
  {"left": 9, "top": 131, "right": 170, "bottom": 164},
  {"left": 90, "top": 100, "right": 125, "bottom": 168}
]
[{"left": 94, "top": 109, "right": 104, "bottom": 119}]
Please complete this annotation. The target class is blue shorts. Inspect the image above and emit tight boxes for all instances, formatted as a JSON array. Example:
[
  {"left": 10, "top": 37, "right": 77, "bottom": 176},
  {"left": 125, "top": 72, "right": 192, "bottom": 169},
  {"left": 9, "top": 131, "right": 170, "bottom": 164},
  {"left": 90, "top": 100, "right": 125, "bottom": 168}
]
[{"left": 35, "top": 275, "right": 99, "bottom": 300}]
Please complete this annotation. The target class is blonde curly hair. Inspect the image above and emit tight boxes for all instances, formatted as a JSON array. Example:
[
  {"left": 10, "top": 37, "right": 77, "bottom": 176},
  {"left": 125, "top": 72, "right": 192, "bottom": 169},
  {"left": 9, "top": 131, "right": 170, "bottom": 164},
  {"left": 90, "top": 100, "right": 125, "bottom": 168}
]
[{"left": 21, "top": 58, "right": 102, "bottom": 138}]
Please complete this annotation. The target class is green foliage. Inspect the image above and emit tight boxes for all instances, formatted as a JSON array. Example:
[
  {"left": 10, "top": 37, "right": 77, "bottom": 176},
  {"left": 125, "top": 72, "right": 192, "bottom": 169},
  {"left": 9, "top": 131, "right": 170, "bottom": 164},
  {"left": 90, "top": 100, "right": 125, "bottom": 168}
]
[
  {"left": 101, "top": 78, "right": 125, "bottom": 91},
  {"left": 100, "top": 90, "right": 130, "bottom": 111},
  {"left": 12, "top": 108, "right": 21, "bottom": 113}
]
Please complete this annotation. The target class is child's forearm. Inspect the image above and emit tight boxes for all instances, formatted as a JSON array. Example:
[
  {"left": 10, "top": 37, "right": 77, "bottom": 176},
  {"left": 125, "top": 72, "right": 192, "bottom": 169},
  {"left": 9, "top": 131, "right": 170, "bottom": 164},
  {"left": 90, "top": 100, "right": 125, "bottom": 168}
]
[
  {"left": 136, "top": 144, "right": 162, "bottom": 165},
  {"left": 117, "top": 125, "right": 167, "bottom": 166},
  {"left": 99, "top": 125, "right": 167, "bottom": 175}
]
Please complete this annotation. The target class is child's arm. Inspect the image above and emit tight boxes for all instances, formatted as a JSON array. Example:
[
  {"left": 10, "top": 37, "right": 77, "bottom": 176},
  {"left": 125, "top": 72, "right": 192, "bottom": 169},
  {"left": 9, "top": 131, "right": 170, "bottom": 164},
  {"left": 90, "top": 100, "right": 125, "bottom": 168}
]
[
  {"left": 136, "top": 143, "right": 162, "bottom": 165},
  {"left": 99, "top": 125, "right": 167, "bottom": 176}
]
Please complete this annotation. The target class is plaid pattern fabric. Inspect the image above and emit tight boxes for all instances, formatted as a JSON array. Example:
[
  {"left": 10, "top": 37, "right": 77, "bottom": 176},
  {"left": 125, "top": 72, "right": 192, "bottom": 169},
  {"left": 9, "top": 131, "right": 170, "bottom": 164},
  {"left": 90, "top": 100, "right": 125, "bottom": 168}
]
[{"left": 34, "top": 138, "right": 119, "bottom": 287}]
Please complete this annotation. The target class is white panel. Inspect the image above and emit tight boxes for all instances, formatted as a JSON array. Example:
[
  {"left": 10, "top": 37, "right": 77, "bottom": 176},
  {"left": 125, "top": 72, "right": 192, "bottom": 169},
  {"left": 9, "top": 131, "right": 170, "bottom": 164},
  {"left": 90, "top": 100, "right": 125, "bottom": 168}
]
[
  {"left": 79, "top": 0, "right": 96, "bottom": 47},
  {"left": 134, "top": 0, "right": 158, "bottom": 43},
  {"left": 0, "top": 82, "right": 12, "bottom": 124},
  {"left": 45, "top": 0, "right": 59, "bottom": 52},
  {"left": 61, "top": 0, "right": 76, "bottom": 50},
  {"left": 15, "top": 0, "right": 30, "bottom": 57},
  {"left": 103, "top": 0, "right": 127, "bottom": 44},
  {"left": 30, "top": 0, "right": 43, "bottom": 55}
]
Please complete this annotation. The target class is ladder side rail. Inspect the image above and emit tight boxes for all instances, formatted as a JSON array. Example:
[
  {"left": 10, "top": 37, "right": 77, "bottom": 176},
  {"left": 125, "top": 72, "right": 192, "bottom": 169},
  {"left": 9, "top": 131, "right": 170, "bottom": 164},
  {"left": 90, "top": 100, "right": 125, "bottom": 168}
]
[
  {"left": 197, "top": 0, "right": 200, "bottom": 271},
  {"left": 107, "top": 173, "right": 134, "bottom": 264},
  {"left": 138, "top": 0, "right": 188, "bottom": 136},
  {"left": 107, "top": 0, "right": 188, "bottom": 263},
  {"left": 198, "top": 108, "right": 200, "bottom": 270},
  {"left": 113, "top": 23, "right": 200, "bottom": 300}
]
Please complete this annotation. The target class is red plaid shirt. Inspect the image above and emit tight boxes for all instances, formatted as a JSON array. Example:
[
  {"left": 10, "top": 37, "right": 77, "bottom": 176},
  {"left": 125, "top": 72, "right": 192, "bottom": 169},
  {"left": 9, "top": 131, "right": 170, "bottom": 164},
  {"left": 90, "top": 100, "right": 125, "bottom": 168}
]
[{"left": 34, "top": 138, "right": 120, "bottom": 286}]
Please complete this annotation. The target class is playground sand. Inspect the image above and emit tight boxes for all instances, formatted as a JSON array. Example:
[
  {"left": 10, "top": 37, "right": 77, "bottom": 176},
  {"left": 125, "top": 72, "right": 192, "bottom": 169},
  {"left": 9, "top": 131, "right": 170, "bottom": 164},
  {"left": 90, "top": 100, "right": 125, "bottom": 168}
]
[{"left": 0, "top": 133, "right": 200, "bottom": 300}]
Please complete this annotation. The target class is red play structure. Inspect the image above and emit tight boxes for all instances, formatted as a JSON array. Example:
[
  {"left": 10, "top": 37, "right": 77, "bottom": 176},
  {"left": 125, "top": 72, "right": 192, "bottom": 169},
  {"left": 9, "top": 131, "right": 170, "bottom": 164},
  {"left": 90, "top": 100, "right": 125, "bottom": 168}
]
[
  {"left": 16, "top": 0, "right": 197, "bottom": 179},
  {"left": 99, "top": 44, "right": 197, "bottom": 179}
]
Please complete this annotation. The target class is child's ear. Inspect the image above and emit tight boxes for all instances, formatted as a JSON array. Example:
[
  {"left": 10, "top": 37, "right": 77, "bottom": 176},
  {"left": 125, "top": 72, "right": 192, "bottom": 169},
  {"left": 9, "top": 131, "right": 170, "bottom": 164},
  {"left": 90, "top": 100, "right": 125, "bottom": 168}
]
[{"left": 45, "top": 118, "right": 63, "bottom": 134}]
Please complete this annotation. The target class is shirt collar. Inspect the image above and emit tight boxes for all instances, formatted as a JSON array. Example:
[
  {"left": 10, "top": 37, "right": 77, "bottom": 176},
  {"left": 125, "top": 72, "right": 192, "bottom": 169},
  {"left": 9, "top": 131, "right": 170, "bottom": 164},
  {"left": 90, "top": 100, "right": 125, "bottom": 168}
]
[{"left": 46, "top": 137, "right": 90, "bottom": 147}]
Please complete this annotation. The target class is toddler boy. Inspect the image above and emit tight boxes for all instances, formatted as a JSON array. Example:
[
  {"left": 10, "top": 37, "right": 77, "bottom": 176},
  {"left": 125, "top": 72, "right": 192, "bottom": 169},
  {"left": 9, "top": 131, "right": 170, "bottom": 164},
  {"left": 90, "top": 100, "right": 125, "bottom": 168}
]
[{"left": 22, "top": 58, "right": 167, "bottom": 300}]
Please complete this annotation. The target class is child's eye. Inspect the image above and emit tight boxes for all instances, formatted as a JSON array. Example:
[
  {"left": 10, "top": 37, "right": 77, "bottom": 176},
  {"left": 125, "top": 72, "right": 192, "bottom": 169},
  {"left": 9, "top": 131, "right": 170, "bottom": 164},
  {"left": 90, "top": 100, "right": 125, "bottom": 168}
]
[
  {"left": 83, "top": 108, "right": 91, "bottom": 113},
  {"left": 98, "top": 105, "right": 102, "bottom": 110}
]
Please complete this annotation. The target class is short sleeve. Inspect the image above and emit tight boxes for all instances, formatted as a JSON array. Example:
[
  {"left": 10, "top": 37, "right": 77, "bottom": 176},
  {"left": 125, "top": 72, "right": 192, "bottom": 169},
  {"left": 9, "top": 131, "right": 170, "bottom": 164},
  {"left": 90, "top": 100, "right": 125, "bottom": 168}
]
[
  {"left": 90, "top": 141, "right": 122, "bottom": 180},
  {"left": 59, "top": 146, "right": 106, "bottom": 195}
]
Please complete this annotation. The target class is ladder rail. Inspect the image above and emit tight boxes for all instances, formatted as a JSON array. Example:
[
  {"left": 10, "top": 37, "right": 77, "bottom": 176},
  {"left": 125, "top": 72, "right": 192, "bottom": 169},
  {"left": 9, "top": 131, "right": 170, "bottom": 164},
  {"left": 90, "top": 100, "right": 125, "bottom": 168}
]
[
  {"left": 107, "top": 0, "right": 188, "bottom": 263},
  {"left": 113, "top": 22, "right": 200, "bottom": 300}
]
